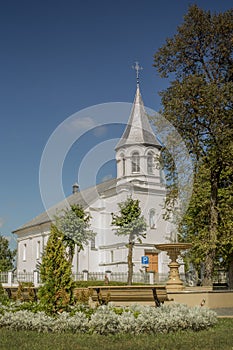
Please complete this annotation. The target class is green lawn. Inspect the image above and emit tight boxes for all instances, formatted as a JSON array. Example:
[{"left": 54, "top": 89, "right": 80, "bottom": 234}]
[{"left": 0, "top": 318, "right": 232, "bottom": 350}]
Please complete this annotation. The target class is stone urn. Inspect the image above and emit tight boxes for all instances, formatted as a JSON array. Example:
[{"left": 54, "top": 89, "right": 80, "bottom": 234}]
[{"left": 154, "top": 243, "right": 192, "bottom": 291}]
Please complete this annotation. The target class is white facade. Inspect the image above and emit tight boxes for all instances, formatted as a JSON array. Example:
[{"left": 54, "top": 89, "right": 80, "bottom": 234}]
[{"left": 14, "top": 83, "right": 174, "bottom": 276}]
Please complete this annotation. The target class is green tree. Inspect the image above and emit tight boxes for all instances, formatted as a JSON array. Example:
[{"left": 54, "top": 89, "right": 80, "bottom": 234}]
[
  {"left": 55, "top": 204, "right": 96, "bottom": 264},
  {"left": 38, "top": 224, "right": 74, "bottom": 314},
  {"left": 0, "top": 234, "right": 16, "bottom": 271},
  {"left": 153, "top": 5, "right": 233, "bottom": 286},
  {"left": 180, "top": 162, "right": 233, "bottom": 286},
  {"left": 111, "top": 197, "right": 147, "bottom": 285}
]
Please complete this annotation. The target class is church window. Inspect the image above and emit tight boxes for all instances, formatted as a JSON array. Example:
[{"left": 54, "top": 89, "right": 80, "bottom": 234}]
[
  {"left": 120, "top": 153, "right": 126, "bottom": 176},
  {"left": 147, "top": 151, "right": 154, "bottom": 174},
  {"left": 36, "top": 241, "right": 41, "bottom": 260},
  {"left": 91, "top": 237, "right": 96, "bottom": 250},
  {"left": 122, "top": 157, "right": 126, "bottom": 176},
  {"left": 110, "top": 250, "right": 114, "bottom": 263},
  {"left": 23, "top": 244, "right": 27, "bottom": 261},
  {"left": 149, "top": 209, "right": 156, "bottom": 229},
  {"left": 131, "top": 151, "right": 140, "bottom": 173}
]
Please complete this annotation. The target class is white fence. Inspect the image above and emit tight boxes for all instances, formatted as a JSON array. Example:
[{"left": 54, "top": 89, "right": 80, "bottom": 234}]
[
  {"left": 72, "top": 271, "right": 162, "bottom": 284},
  {"left": 0, "top": 270, "right": 168, "bottom": 286},
  {"left": 0, "top": 270, "right": 228, "bottom": 287},
  {"left": 0, "top": 272, "right": 8, "bottom": 284},
  {"left": 0, "top": 271, "right": 35, "bottom": 286}
]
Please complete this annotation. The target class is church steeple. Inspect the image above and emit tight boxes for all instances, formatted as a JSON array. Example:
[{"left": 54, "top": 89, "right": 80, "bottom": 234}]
[
  {"left": 115, "top": 64, "right": 162, "bottom": 190},
  {"left": 115, "top": 77, "right": 160, "bottom": 151}
]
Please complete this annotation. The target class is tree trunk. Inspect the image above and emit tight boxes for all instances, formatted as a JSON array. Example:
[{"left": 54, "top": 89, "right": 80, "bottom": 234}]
[
  {"left": 202, "top": 169, "right": 219, "bottom": 286},
  {"left": 127, "top": 241, "right": 133, "bottom": 285},
  {"left": 202, "top": 251, "right": 215, "bottom": 286},
  {"left": 228, "top": 255, "right": 233, "bottom": 290},
  {"left": 68, "top": 244, "right": 75, "bottom": 265}
]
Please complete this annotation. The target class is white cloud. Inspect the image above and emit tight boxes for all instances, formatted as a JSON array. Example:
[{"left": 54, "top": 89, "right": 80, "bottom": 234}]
[{"left": 67, "top": 116, "right": 97, "bottom": 131}]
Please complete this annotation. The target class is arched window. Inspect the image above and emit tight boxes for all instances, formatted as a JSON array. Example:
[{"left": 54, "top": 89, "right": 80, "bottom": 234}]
[
  {"left": 131, "top": 151, "right": 140, "bottom": 173},
  {"left": 149, "top": 209, "right": 156, "bottom": 229},
  {"left": 120, "top": 153, "right": 126, "bottom": 176},
  {"left": 147, "top": 151, "right": 154, "bottom": 174},
  {"left": 36, "top": 241, "right": 41, "bottom": 260},
  {"left": 23, "top": 243, "right": 27, "bottom": 261}
]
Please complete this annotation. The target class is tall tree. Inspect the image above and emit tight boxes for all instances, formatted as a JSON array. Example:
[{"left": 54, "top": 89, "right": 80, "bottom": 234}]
[
  {"left": 0, "top": 234, "right": 16, "bottom": 271},
  {"left": 38, "top": 224, "right": 74, "bottom": 314},
  {"left": 153, "top": 5, "right": 233, "bottom": 286},
  {"left": 55, "top": 204, "right": 96, "bottom": 264},
  {"left": 111, "top": 197, "right": 147, "bottom": 285}
]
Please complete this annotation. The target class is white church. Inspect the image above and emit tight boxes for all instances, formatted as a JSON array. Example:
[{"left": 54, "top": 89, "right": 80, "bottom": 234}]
[{"left": 14, "top": 75, "right": 174, "bottom": 278}]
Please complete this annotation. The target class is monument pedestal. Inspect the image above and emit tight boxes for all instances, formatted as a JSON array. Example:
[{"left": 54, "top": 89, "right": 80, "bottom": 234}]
[{"left": 166, "top": 261, "right": 184, "bottom": 291}]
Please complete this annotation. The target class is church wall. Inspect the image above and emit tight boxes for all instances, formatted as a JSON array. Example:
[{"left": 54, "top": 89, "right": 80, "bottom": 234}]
[
  {"left": 75, "top": 186, "right": 173, "bottom": 274},
  {"left": 15, "top": 185, "right": 173, "bottom": 275},
  {"left": 16, "top": 225, "right": 50, "bottom": 273}
]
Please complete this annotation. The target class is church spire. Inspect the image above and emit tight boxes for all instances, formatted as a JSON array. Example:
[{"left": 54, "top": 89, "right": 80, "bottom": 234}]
[
  {"left": 115, "top": 64, "right": 160, "bottom": 151},
  {"left": 132, "top": 61, "right": 143, "bottom": 86}
]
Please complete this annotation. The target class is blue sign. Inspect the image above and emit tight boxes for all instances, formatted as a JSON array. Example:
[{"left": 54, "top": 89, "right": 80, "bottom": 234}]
[{"left": 141, "top": 256, "right": 149, "bottom": 265}]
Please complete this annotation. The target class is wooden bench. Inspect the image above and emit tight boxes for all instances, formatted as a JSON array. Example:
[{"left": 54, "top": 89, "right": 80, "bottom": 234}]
[
  {"left": 88, "top": 285, "right": 173, "bottom": 307},
  {"left": 4, "top": 287, "right": 38, "bottom": 302}
]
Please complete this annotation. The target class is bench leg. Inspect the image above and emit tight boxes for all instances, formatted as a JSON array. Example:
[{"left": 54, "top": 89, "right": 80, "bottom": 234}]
[
  {"left": 152, "top": 288, "right": 161, "bottom": 307},
  {"left": 95, "top": 288, "right": 107, "bottom": 305}
]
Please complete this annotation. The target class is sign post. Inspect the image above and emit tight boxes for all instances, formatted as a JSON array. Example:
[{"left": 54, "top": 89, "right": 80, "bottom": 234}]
[
  {"left": 141, "top": 256, "right": 149, "bottom": 266},
  {"left": 141, "top": 256, "right": 149, "bottom": 283}
]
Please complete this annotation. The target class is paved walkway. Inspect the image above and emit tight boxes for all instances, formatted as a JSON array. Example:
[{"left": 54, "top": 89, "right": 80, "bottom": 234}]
[{"left": 212, "top": 308, "right": 233, "bottom": 317}]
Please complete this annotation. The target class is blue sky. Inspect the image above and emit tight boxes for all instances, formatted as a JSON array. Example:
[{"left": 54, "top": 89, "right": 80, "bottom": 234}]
[{"left": 0, "top": 0, "right": 232, "bottom": 248}]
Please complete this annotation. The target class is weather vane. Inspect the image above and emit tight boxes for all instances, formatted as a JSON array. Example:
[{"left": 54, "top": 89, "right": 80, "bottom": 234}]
[{"left": 132, "top": 61, "right": 143, "bottom": 84}]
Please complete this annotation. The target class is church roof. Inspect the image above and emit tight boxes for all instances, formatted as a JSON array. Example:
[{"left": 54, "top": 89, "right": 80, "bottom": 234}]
[
  {"left": 115, "top": 84, "right": 161, "bottom": 150},
  {"left": 13, "top": 178, "right": 117, "bottom": 232}
]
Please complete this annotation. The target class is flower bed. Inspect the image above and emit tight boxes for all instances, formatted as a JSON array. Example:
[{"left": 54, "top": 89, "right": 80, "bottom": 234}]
[{"left": 0, "top": 302, "right": 217, "bottom": 335}]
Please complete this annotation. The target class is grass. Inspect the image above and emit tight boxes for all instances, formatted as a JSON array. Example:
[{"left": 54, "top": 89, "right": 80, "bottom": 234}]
[{"left": 0, "top": 318, "right": 232, "bottom": 350}]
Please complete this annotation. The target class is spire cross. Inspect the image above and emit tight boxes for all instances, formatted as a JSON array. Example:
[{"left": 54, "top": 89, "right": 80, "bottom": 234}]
[{"left": 132, "top": 61, "right": 143, "bottom": 84}]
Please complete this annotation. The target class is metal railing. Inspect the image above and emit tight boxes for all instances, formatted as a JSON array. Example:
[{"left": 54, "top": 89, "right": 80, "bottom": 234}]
[
  {"left": 0, "top": 270, "right": 228, "bottom": 287},
  {"left": 13, "top": 272, "right": 34, "bottom": 284},
  {"left": 1, "top": 271, "right": 156, "bottom": 285},
  {"left": 73, "top": 271, "right": 157, "bottom": 284},
  {"left": 0, "top": 272, "right": 8, "bottom": 284}
]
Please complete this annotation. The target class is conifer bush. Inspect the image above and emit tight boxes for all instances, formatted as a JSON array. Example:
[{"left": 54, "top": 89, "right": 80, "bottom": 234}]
[{"left": 38, "top": 224, "right": 74, "bottom": 314}]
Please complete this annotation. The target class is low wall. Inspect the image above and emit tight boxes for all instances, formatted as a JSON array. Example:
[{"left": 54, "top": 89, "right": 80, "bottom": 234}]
[{"left": 168, "top": 289, "right": 233, "bottom": 308}]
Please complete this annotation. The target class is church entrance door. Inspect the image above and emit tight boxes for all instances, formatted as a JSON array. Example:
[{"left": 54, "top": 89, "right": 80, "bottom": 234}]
[{"left": 145, "top": 251, "right": 158, "bottom": 273}]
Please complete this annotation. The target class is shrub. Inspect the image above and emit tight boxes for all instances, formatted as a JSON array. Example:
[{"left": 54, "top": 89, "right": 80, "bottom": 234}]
[
  {"left": 89, "top": 306, "right": 120, "bottom": 335},
  {"left": 38, "top": 225, "right": 74, "bottom": 314},
  {"left": 52, "top": 311, "right": 89, "bottom": 333},
  {"left": 0, "top": 302, "right": 217, "bottom": 335},
  {"left": 73, "top": 288, "right": 92, "bottom": 304}
]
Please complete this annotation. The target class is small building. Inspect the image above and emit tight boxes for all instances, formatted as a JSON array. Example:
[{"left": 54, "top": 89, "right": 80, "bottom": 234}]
[{"left": 13, "top": 80, "right": 174, "bottom": 277}]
